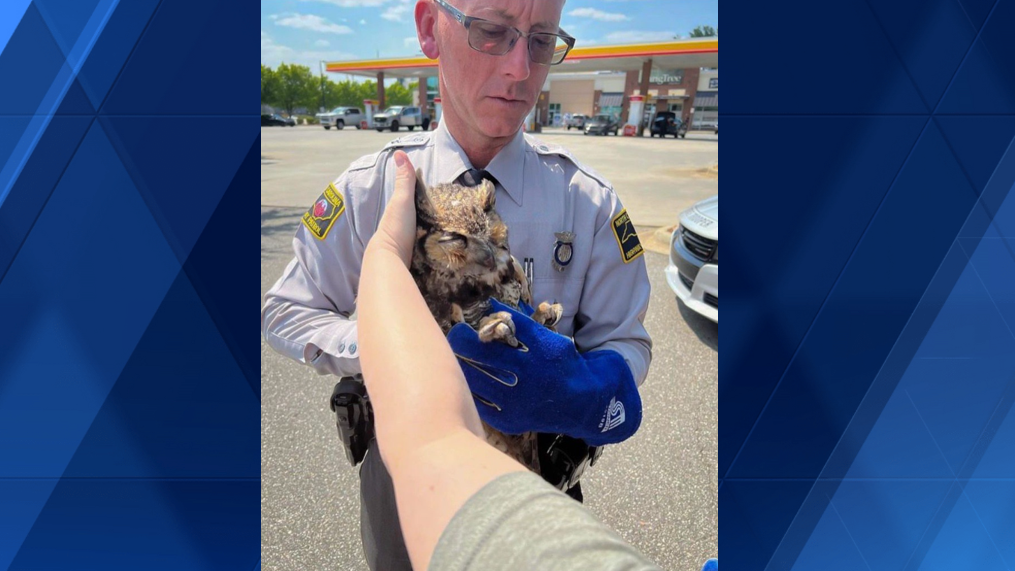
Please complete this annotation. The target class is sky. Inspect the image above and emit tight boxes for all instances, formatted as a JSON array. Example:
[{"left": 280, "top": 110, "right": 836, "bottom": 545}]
[{"left": 261, "top": 0, "right": 719, "bottom": 79}]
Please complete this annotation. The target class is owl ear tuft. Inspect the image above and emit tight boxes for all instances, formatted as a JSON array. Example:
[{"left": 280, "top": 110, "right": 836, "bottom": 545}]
[
  {"left": 414, "top": 168, "right": 437, "bottom": 223},
  {"left": 479, "top": 179, "right": 496, "bottom": 211}
]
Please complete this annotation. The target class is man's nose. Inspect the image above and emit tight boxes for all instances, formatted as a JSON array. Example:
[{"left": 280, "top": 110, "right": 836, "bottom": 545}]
[{"left": 500, "top": 36, "right": 530, "bottom": 81}]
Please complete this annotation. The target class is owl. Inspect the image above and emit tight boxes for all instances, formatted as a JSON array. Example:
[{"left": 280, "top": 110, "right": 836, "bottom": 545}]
[{"left": 409, "top": 169, "right": 562, "bottom": 471}]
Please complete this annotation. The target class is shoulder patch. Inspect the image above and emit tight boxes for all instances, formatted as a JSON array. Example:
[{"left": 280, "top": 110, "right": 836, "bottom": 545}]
[
  {"left": 611, "top": 209, "right": 644, "bottom": 263},
  {"left": 302, "top": 182, "right": 346, "bottom": 240}
]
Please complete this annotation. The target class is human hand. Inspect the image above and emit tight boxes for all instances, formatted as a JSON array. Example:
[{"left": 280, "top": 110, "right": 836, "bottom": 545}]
[
  {"left": 447, "top": 299, "right": 642, "bottom": 446},
  {"left": 367, "top": 150, "right": 417, "bottom": 266}
]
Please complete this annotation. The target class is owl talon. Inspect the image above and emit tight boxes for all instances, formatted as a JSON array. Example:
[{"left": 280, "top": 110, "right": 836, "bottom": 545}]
[
  {"left": 450, "top": 303, "right": 465, "bottom": 324},
  {"left": 531, "top": 301, "right": 564, "bottom": 329},
  {"left": 478, "top": 311, "right": 519, "bottom": 347}
]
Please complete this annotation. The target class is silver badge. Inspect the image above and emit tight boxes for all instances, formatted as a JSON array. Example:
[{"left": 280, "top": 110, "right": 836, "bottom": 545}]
[{"left": 552, "top": 232, "right": 575, "bottom": 272}]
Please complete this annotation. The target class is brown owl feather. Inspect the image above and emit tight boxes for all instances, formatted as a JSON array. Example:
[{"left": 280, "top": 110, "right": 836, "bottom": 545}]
[{"left": 409, "top": 169, "right": 562, "bottom": 471}]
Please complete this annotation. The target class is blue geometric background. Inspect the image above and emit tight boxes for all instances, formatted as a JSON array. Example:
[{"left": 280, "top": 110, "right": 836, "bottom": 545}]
[
  {"left": 724, "top": 0, "right": 1015, "bottom": 567},
  {"left": 0, "top": 1, "right": 258, "bottom": 569},
  {"left": 4, "top": 0, "right": 1014, "bottom": 567}
]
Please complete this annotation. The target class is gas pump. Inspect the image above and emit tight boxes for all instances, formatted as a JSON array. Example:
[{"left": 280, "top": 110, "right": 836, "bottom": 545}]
[
  {"left": 432, "top": 97, "right": 442, "bottom": 130},
  {"left": 362, "top": 99, "right": 379, "bottom": 129},
  {"left": 624, "top": 94, "right": 644, "bottom": 137}
]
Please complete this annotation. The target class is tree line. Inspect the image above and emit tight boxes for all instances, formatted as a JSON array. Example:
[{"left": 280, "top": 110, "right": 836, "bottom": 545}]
[
  {"left": 688, "top": 26, "right": 717, "bottom": 37},
  {"left": 261, "top": 63, "right": 416, "bottom": 118}
]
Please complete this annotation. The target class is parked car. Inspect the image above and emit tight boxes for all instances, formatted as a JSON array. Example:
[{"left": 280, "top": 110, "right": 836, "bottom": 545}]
[
  {"left": 714, "top": 122, "right": 719, "bottom": 135},
  {"left": 650, "top": 112, "right": 688, "bottom": 138},
  {"left": 583, "top": 114, "right": 620, "bottom": 136},
  {"left": 374, "top": 106, "right": 429, "bottom": 132},
  {"left": 316, "top": 107, "right": 363, "bottom": 130},
  {"left": 261, "top": 113, "right": 295, "bottom": 127},
  {"left": 666, "top": 195, "right": 717, "bottom": 323},
  {"left": 566, "top": 114, "right": 588, "bottom": 130}
]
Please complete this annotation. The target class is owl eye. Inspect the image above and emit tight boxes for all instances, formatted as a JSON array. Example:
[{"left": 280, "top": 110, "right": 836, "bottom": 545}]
[{"left": 438, "top": 233, "right": 467, "bottom": 246}]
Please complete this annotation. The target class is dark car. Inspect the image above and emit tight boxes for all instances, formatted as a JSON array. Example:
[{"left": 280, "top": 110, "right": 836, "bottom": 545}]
[
  {"left": 583, "top": 114, "right": 620, "bottom": 136},
  {"left": 650, "top": 112, "right": 688, "bottom": 138},
  {"left": 262, "top": 114, "right": 295, "bottom": 127}
]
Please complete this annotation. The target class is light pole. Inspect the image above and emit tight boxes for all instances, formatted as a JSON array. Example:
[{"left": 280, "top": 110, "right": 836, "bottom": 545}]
[{"left": 319, "top": 60, "right": 327, "bottom": 113}]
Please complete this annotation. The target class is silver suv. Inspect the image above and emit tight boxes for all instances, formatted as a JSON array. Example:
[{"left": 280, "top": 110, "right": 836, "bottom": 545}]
[
  {"left": 317, "top": 107, "right": 363, "bottom": 130},
  {"left": 566, "top": 114, "right": 588, "bottom": 130},
  {"left": 373, "top": 106, "right": 429, "bottom": 132}
]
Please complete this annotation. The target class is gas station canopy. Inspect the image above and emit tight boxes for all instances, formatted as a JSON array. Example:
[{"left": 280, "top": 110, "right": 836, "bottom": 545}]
[{"left": 325, "top": 38, "right": 718, "bottom": 78}]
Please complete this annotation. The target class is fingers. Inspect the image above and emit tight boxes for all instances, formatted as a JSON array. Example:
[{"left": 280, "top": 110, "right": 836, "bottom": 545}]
[
  {"left": 372, "top": 150, "right": 418, "bottom": 264},
  {"left": 391, "top": 151, "right": 416, "bottom": 205}
]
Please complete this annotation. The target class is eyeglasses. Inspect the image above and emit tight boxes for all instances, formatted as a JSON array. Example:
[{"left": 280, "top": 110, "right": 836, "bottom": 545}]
[{"left": 434, "top": 0, "right": 576, "bottom": 66}]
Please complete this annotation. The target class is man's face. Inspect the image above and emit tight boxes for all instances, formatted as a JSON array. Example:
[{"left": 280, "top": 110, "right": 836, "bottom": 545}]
[{"left": 435, "top": 0, "right": 566, "bottom": 140}]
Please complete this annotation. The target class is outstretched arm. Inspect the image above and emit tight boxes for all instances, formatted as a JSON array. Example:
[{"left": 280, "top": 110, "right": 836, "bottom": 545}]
[{"left": 357, "top": 151, "right": 525, "bottom": 571}]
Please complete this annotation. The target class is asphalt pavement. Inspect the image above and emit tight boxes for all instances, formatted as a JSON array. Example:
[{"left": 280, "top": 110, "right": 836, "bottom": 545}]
[
  {"left": 260, "top": 125, "right": 718, "bottom": 570},
  {"left": 260, "top": 125, "right": 718, "bottom": 231},
  {"left": 261, "top": 210, "right": 718, "bottom": 571}
]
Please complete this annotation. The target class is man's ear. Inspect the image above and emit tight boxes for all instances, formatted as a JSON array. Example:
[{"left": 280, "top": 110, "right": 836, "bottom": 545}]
[{"left": 415, "top": 0, "right": 440, "bottom": 59}]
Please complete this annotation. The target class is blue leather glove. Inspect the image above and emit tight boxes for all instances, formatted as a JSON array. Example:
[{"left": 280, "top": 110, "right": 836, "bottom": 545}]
[{"left": 446, "top": 299, "right": 642, "bottom": 446}]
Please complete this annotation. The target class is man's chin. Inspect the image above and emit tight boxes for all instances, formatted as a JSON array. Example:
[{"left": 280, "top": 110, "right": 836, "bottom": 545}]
[{"left": 478, "top": 117, "right": 526, "bottom": 139}]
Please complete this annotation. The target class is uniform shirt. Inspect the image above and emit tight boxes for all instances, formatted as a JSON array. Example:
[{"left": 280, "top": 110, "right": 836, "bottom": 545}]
[{"left": 261, "top": 122, "right": 652, "bottom": 385}]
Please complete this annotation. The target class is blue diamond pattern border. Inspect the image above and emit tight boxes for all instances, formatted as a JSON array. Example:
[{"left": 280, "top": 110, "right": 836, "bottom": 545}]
[
  {"left": 723, "top": 0, "right": 1015, "bottom": 567},
  {"left": 0, "top": 1, "right": 258, "bottom": 569}
]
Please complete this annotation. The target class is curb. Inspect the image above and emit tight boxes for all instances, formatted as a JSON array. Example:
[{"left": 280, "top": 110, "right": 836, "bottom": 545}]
[{"left": 642, "top": 224, "right": 677, "bottom": 255}]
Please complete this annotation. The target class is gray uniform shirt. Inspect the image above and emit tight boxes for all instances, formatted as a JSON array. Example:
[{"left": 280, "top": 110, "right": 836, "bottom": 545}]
[
  {"left": 261, "top": 122, "right": 652, "bottom": 384},
  {"left": 429, "top": 471, "right": 661, "bottom": 570}
]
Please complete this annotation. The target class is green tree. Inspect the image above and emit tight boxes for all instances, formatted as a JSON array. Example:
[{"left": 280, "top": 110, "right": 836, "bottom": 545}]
[
  {"left": 261, "top": 65, "right": 280, "bottom": 107},
  {"left": 689, "top": 25, "right": 717, "bottom": 37},
  {"left": 317, "top": 78, "right": 392, "bottom": 110},
  {"left": 274, "top": 63, "right": 317, "bottom": 117},
  {"left": 317, "top": 72, "right": 328, "bottom": 113},
  {"left": 330, "top": 79, "right": 367, "bottom": 108},
  {"left": 386, "top": 81, "right": 412, "bottom": 106},
  {"left": 360, "top": 80, "right": 378, "bottom": 105},
  {"left": 322, "top": 79, "right": 341, "bottom": 110}
]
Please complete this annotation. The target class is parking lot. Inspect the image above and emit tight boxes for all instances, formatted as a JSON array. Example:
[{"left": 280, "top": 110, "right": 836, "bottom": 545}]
[
  {"left": 261, "top": 125, "right": 718, "bottom": 231},
  {"left": 260, "top": 125, "right": 718, "bottom": 570}
]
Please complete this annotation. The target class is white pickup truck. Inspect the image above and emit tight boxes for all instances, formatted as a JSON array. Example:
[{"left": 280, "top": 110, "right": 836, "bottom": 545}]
[
  {"left": 316, "top": 107, "right": 363, "bottom": 130},
  {"left": 373, "top": 106, "right": 429, "bottom": 132}
]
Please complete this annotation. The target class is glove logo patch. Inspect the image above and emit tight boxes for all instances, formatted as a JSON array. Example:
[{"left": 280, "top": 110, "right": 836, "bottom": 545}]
[
  {"left": 599, "top": 397, "right": 626, "bottom": 432},
  {"left": 611, "top": 209, "right": 644, "bottom": 263},
  {"left": 302, "top": 183, "right": 345, "bottom": 240}
]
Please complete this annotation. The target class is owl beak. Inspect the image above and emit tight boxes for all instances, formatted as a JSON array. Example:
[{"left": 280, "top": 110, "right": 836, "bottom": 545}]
[{"left": 480, "top": 245, "right": 496, "bottom": 269}]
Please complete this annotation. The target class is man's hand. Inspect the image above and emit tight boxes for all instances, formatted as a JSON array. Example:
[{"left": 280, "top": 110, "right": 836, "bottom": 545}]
[{"left": 447, "top": 299, "right": 642, "bottom": 446}]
